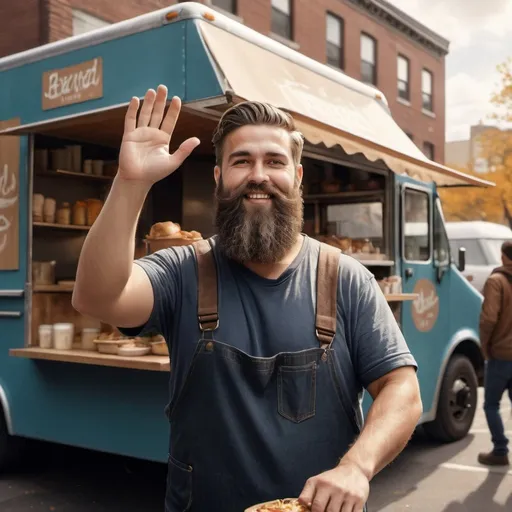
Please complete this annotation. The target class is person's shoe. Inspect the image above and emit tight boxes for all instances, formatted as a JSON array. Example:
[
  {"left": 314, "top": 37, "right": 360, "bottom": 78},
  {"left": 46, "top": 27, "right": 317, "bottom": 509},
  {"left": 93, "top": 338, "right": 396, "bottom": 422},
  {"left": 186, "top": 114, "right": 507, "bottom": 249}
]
[{"left": 478, "top": 452, "right": 510, "bottom": 466}]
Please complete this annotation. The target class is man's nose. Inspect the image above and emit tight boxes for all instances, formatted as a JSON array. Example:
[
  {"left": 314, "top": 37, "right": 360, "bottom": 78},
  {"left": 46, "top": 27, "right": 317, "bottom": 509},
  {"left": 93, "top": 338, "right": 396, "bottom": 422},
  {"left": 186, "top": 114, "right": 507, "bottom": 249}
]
[{"left": 248, "top": 161, "right": 270, "bottom": 184}]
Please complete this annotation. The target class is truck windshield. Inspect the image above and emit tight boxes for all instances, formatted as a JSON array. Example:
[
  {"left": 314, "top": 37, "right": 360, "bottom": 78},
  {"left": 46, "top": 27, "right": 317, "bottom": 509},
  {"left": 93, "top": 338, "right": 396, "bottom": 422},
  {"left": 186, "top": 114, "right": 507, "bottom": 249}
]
[{"left": 485, "top": 239, "right": 512, "bottom": 265}]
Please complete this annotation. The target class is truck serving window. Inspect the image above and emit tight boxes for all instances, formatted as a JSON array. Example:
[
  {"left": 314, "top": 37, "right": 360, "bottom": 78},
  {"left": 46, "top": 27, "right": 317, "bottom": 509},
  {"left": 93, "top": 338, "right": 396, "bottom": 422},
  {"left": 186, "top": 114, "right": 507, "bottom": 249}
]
[{"left": 404, "top": 189, "right": 430, "bottom": 261}]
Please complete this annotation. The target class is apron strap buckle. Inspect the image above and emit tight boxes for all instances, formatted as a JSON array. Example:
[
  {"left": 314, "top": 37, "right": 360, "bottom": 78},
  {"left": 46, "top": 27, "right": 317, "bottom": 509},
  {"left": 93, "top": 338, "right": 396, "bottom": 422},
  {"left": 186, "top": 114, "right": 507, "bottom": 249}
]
[{"left": 199, "top": 312, "right": 219, "bottom": 331}]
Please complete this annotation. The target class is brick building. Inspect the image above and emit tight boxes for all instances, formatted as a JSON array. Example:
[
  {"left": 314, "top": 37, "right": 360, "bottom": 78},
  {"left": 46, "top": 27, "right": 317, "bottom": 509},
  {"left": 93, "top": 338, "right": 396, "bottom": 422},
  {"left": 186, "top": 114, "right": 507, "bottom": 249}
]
[{"left": 0, "top": 0, "right": 449, "bottom": 162}]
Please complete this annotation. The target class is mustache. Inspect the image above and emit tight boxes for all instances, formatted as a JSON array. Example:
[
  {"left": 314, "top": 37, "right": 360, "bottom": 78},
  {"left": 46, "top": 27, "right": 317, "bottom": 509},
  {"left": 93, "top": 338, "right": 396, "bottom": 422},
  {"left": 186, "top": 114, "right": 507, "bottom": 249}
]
[{"left": 215, "top": 180, "right": 297, "bottom": 205}]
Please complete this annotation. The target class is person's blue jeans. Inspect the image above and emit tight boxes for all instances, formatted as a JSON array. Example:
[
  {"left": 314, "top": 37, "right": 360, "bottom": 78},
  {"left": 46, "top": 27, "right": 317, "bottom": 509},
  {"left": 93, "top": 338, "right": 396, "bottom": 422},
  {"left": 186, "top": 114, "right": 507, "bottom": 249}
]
[{"left": 484, "top": 359, "right": 512, "bottom": 456}]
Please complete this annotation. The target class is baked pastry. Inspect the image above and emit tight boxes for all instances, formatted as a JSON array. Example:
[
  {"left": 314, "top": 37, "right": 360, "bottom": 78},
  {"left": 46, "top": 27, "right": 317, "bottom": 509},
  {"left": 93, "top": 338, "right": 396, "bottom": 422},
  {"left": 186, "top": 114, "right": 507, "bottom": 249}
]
[
  {"left": 246, "top": 498, "right": 309, "bottom": 511},
  {"left": 148, "top": 221, "right": 182, "bottom": 239}
]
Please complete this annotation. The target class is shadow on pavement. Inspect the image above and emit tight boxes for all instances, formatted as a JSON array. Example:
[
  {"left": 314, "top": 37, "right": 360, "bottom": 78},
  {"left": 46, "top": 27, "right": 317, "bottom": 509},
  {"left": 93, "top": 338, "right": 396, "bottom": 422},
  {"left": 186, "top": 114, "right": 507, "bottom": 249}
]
[
  {"left": 368, "top": 428, "right": 476, "bottom": 510},
  {"left": 1, "top": 441, "right": 167, "bottom": 512},
  {"left": 441, "top": 471, "right": 511, "bottom": 511}
]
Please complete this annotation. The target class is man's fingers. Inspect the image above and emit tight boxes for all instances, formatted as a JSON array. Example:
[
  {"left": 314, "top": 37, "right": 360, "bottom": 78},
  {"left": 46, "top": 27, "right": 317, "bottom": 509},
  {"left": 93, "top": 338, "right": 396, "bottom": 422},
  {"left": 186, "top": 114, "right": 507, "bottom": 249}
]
[
  {"left": 149, "top": 85, "right": 168, "bottom": 129},
  {"left": 160, "top": 96, "right": 181, "bottom": 136},
  {"left": 326, "top": 494, "right": 344, "bottom": 512},
  {"left": 310, "top": 488, "right": 331, "bottom": 512},
  {"left": 137, "top": 88, "right": 157, "bottom": 127},
  {"left": 169, "top": 137, "right": 201, "bottom": 169},
  {"left": 340, "top": 500, "right": 355, "bottom": 512},
  {"left": 124, "top": 97, "right": 139, "bottom": 133},
  {"left": 298, "top": 478, "right": 315, "bottom": 509}
]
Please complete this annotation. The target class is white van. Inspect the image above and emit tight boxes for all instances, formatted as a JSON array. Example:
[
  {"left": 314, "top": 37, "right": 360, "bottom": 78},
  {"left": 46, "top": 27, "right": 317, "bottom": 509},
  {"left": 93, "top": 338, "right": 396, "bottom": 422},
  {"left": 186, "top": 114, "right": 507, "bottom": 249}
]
[{"left": 445, "top": 221, "right": 512, "bottom": 293}]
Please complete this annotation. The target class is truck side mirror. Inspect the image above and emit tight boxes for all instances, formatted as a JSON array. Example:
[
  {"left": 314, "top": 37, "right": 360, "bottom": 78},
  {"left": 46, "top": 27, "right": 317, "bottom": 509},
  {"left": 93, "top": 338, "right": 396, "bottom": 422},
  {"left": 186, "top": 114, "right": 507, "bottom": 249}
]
[{"left": 458, "top": 247, "right": 466, "bottom": 273}]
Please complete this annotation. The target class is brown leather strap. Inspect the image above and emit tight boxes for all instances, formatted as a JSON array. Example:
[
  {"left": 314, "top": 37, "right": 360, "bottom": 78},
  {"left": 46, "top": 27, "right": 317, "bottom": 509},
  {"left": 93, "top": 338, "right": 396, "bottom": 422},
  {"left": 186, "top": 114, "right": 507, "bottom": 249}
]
[
  {"left": 193, "top": 239, "right": 219, "bottom": 332},
  {"left": 316, "top": 244, "right": 341, "bottom": 347}
]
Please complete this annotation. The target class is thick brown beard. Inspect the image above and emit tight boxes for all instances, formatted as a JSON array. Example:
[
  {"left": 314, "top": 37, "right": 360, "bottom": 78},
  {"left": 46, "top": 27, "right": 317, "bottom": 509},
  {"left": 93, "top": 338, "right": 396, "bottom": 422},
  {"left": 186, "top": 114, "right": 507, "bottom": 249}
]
[{"left": 214, "top": 178, "right": 304, "bottom": 264}]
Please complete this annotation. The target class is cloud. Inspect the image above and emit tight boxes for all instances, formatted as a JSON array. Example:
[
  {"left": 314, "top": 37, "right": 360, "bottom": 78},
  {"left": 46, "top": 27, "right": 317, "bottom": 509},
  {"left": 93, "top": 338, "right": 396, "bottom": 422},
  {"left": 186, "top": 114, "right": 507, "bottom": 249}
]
[
  {"left": 388, "top": 0, "right": 512, "bottom": 49},
  {"left": 445, "top": 72, "right": 501, "bottom": 141}
]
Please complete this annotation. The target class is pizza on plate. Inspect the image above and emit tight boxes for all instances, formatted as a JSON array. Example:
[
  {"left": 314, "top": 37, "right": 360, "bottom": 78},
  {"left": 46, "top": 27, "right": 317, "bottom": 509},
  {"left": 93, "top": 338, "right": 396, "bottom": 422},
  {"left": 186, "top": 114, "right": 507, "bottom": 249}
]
[{"left": 245, "top": 498, "right": 310, "bottom": 512}]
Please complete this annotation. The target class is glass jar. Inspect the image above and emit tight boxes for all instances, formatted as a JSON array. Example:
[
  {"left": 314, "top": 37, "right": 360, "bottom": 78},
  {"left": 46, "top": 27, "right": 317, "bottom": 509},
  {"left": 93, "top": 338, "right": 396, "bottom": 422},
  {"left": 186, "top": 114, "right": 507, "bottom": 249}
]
[
  {"left": 56, "top": 202, "right": 71, "bottom": 225},
  {"left": 73, "top": 201, "right": 87, "bottom": 226}
]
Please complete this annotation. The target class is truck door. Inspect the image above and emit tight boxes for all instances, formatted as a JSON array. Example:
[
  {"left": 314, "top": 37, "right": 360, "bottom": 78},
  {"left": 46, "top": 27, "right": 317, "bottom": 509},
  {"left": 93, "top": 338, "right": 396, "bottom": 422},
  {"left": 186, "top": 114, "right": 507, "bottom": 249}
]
[
  {"left": 0, "top": 122, "right": 28, "bottom": 351},
  {"left": 400, "top": 183, "right": 451, "bottom": 413}
]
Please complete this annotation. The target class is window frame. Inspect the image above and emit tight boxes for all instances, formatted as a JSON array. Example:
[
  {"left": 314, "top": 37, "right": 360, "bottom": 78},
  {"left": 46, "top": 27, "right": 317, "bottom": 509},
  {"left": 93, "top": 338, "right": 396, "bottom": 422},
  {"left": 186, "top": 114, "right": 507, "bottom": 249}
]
[
  {"left": 326, "top": 12, "right": 344, "bottom": 70},
  {"left": 397, "top": 54, "right": 410, "bottom": 101},
  {"left": 423, "top": 142, "right": 435, "bottom": 161},
  {"left": 422, "top": 69, "right": 434, "bottom": 112},
  {"left": 402, "top": 185, "right": 432, "bottom": 264},
  {"left": 271, "top": 0, "right": 293, "bottom": 41},
  {"left": 433, "top": 197, "right": 451, "bottom": 267},
  {"left": 211, "top": 0, "right": 237, "bottom": 14},
  {"left": 360, "top": 32, "right": 377, "bottom": 85}
]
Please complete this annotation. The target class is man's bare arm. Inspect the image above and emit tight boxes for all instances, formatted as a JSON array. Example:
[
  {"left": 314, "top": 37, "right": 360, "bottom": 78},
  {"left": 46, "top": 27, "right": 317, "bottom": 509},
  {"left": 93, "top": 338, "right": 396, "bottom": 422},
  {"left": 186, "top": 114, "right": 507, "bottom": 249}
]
[
  {"left": 341, "top": 366, "right": 422, "bottom": 480},
  {"left": 72, "top": 85, "right": 199, "bottom": 327}
]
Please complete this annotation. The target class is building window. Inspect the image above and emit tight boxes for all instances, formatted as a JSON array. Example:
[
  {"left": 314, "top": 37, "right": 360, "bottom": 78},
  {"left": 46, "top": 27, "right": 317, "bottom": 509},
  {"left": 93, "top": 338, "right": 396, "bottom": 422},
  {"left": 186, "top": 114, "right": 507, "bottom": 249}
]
[
  {"left": 361, "top": 33, "right": 377, "bottom": 85},
  {"left": 72, "top": 9, "right": 110, "bottom": 36},
  {"left": 326, "top": 13, "right": 344, "bottom": 70},
  {"left": 397, "top": 55, "right": 410, "bottom": 101},
  {"left": 211, "top": 0, "right": 236, "bottom": 13},
  {"left": 272, "top": 0, "right": 292, "bottom": 40},
  {"left": 423, "top": 142, "right": 435, "bottom": 160},
  {"left": 422, "top": 69, "right": 433, "bottom": 112}
]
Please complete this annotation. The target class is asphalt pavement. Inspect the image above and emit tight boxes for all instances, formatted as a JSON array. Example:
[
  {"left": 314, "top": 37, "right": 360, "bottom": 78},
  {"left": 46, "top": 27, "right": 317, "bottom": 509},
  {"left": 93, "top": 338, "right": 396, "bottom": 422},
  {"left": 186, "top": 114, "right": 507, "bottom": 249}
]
[{"left": 0, "top": 388, "right": 511, "bottom": 511}]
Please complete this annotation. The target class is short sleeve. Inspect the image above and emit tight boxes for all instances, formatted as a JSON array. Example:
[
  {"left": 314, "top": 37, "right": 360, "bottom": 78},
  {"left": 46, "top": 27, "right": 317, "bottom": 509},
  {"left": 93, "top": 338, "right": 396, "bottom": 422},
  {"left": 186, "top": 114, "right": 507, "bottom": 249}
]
[
  {"left": 351, "top": 276, "right": 418, "bottom": 389},
  {"left": 117, "top": 248, "right": 181, "bottom": 341}
]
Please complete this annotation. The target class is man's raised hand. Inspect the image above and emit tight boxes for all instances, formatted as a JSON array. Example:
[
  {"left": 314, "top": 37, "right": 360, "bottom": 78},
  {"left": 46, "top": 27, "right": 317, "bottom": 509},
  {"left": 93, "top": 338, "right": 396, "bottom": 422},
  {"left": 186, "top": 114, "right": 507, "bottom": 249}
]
[{"left": 118, "top": 85, "right": 200, "bottom": 184}]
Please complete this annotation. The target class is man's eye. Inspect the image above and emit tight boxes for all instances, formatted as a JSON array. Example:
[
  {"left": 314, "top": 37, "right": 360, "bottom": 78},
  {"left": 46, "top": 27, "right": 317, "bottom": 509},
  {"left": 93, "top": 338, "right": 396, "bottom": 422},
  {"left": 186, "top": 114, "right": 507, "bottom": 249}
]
[
  {"left": 269, "top": 160, "right": 285, "bottom": 165},
  {"left": 234, "top": 159, "right": 249, "bottom": 165}
]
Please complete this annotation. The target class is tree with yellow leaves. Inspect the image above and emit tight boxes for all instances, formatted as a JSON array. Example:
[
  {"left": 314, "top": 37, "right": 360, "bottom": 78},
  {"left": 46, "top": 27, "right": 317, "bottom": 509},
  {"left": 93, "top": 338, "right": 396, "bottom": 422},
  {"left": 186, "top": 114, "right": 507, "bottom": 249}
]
[{"left": 440, "top": 57, "right": 512, "bottom": 227}]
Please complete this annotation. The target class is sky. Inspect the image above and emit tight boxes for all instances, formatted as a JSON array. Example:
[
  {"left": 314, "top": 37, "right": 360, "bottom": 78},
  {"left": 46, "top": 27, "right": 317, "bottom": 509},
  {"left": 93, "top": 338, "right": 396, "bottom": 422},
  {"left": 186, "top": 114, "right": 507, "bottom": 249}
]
[{"left": 387, "top": 0, "right": 512, "bottom": 142}]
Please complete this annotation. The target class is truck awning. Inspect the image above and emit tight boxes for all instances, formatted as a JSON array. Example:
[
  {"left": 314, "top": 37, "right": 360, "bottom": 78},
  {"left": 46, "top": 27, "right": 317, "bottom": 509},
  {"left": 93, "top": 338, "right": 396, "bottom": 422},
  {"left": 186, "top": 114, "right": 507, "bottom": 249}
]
[{"left": 198, "top": 21, "right": 493, "bottom": 188}]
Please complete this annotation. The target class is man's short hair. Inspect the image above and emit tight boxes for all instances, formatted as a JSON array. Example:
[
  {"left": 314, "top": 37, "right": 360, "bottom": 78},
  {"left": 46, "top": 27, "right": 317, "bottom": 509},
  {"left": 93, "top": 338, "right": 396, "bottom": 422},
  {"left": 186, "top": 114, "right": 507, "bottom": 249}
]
[
  {"left": 211, "top": 101, "right": 304, "bottom": 167},
  {"left": 502, "top": 240, "right": 512, "bottom": 260}
]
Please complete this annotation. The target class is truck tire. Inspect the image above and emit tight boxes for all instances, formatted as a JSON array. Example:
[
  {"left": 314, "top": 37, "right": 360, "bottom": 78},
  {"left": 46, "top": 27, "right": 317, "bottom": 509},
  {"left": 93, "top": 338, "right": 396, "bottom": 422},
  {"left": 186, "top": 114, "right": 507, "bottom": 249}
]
[
  {"left": 0, "top": 406, "right": 23, "bottom": 473},
  {"left": 423, "top": 355, "right": 478, "bottom": 443}
]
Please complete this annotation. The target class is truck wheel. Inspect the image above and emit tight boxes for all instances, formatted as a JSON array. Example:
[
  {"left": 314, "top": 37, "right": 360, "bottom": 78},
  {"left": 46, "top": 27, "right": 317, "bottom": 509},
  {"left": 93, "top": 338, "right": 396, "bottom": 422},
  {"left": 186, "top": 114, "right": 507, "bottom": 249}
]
[
  {"left": 0, "top": 406, "right": 23, "bottom": 472},
  {"left": 423, "top": 355, "right": 478, "bottom": 443}
]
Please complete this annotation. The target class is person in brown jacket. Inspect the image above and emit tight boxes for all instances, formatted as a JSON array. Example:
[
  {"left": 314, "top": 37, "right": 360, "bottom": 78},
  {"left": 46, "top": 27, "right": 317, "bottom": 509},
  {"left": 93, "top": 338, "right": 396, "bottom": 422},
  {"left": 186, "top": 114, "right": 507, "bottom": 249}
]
[{"left": 478, "top": 240, "right": 512, "bottom": 466}]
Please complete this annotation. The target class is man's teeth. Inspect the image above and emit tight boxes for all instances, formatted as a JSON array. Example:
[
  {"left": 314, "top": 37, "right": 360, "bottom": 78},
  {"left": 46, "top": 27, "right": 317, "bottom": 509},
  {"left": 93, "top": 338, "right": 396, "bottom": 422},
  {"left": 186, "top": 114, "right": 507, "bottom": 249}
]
[{"left": 247, "top": 194, "right": 271, "bottom": 199}]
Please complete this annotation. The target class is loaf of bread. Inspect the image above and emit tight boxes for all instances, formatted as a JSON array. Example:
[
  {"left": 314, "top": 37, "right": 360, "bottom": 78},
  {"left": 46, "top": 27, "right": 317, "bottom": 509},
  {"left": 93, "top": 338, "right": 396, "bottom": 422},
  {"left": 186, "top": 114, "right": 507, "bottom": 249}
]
[
  {"left": 148, "top": 221, "right": 182, "bottom": 239},
  {"left": 147, "top": 221, "right": 202, "bottom": 241}
]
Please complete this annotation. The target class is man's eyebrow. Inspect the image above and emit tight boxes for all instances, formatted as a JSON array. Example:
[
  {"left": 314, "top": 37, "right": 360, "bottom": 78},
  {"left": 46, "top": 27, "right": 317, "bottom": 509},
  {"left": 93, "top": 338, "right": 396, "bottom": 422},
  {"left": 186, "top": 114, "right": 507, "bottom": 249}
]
[
  {"left": 228, "top": 150, "right": 251, "bottom": 160},
  {"left": 228, "top": 150, "right": 289, "bottom": 160}
]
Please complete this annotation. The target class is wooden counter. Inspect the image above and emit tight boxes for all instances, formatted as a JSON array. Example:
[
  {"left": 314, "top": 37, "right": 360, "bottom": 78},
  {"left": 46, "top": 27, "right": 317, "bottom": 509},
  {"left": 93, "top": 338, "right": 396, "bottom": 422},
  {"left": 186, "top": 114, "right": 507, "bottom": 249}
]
[
  {"left": 385, "top": 294, "right": 418, "bottom": 302},
  {"left": 9, "top": 348, "right": 170, "bottom": 372}
]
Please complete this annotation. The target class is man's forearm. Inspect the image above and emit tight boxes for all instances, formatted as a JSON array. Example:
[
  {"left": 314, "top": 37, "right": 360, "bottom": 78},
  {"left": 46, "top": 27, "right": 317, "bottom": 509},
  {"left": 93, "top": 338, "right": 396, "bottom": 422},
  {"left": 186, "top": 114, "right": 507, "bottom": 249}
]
[
  {"left": 340, "top": 373, "right": 422, "bottom": 480},
  {"left": 73, "top": 175, "right": 151, "bottom": 309}
]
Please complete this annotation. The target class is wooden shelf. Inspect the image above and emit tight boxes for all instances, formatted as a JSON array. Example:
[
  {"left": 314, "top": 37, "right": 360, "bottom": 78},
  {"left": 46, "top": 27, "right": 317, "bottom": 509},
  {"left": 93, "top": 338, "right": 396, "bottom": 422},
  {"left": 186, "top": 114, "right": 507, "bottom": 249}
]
[
  {"left": 33, "top": 222, "right": 90, "bottom": 231},
  {"left": 385, "top": 293, "right": 418, "bottom": 302},
  {"left": 34, "top": 285, "right": 74, "bottom": 293},
  {"left": 10, "top": 348, "right": 170, "bottom": 372},
  {"left": 36, "top": 169, "right": 114, "bottom": 182}
]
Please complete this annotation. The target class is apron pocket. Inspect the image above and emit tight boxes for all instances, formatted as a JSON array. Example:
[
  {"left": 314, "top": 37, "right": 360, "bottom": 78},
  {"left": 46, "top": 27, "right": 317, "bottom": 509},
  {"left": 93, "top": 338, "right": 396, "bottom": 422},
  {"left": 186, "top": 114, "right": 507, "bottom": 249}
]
[
  {"left": 278, "top": 362, "right": 317, "bottom": 423},
  {"left": 165, "top": 455, "right": 193, "bottom": 512}
]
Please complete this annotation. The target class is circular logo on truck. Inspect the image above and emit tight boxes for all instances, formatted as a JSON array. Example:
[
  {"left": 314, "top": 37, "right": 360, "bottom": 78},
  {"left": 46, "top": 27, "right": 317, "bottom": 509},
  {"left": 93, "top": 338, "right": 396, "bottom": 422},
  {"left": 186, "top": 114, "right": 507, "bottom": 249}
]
[{"left": 412, "top": 279, "right": 439, "bottom": 332}]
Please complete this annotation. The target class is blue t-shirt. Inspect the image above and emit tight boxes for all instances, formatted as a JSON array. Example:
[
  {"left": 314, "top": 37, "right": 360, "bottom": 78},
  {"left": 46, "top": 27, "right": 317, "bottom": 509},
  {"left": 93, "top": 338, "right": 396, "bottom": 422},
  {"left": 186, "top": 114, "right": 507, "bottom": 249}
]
[{"left": 121, "top": 235, "right": 417, "bottom": 416}]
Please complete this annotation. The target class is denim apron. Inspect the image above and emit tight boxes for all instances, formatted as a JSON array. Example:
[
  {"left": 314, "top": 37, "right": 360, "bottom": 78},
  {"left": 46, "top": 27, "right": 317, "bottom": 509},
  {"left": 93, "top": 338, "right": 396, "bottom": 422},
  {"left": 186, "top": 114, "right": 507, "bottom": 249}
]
[{"left": 164, "top": 239, "right": 364, "bottom": 512}]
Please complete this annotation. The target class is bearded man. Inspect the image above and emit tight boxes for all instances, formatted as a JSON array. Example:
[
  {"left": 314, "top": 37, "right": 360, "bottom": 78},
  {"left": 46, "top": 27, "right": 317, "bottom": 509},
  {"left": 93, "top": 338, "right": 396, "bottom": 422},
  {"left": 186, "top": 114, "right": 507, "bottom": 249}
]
[{"left": 73, "top": 85, "right": 422, "bottom": 512}]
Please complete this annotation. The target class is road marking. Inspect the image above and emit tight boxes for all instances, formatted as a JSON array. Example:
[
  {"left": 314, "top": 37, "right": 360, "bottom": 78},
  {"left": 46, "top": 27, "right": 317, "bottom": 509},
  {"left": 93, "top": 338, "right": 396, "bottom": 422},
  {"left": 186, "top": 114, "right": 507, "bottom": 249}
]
[
  {"left": 470, "top": 429, "right": 512, "bottom": 435},
  {"left": 440, "top": 462, "right": 512, "bottom": 476}
]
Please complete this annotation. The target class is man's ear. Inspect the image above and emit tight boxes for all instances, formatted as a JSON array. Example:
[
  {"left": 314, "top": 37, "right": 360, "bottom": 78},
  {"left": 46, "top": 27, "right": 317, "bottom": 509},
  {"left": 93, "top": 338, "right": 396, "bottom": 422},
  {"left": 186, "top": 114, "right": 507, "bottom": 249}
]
[
  {"left": 214, "top": 165, "right": 221, "bottom": 185},
  {"left": 296, "top": 164, "right": 304, "bottom": 185}
]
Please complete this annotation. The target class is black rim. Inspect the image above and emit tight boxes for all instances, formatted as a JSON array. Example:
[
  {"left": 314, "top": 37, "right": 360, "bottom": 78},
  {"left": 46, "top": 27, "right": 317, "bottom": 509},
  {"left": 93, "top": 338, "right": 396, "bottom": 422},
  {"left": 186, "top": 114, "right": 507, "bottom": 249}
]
[{"left": 449, "top": 376, "right": 473, "bottom": 423}]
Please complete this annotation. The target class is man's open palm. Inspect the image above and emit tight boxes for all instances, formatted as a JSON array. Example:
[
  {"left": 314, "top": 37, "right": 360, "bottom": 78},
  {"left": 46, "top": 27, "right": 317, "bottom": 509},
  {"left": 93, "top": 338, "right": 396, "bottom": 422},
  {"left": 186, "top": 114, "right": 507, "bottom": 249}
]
[{"left": 119, "top": 85, "right": 200, "bottom": 184}]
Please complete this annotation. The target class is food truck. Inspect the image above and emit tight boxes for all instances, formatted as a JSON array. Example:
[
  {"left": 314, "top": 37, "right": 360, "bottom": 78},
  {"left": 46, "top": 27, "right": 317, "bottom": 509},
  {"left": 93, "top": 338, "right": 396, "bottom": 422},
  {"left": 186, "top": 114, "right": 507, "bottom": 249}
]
[{"left": 0, "top": 2, "right": 494, "bottom": 469}]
